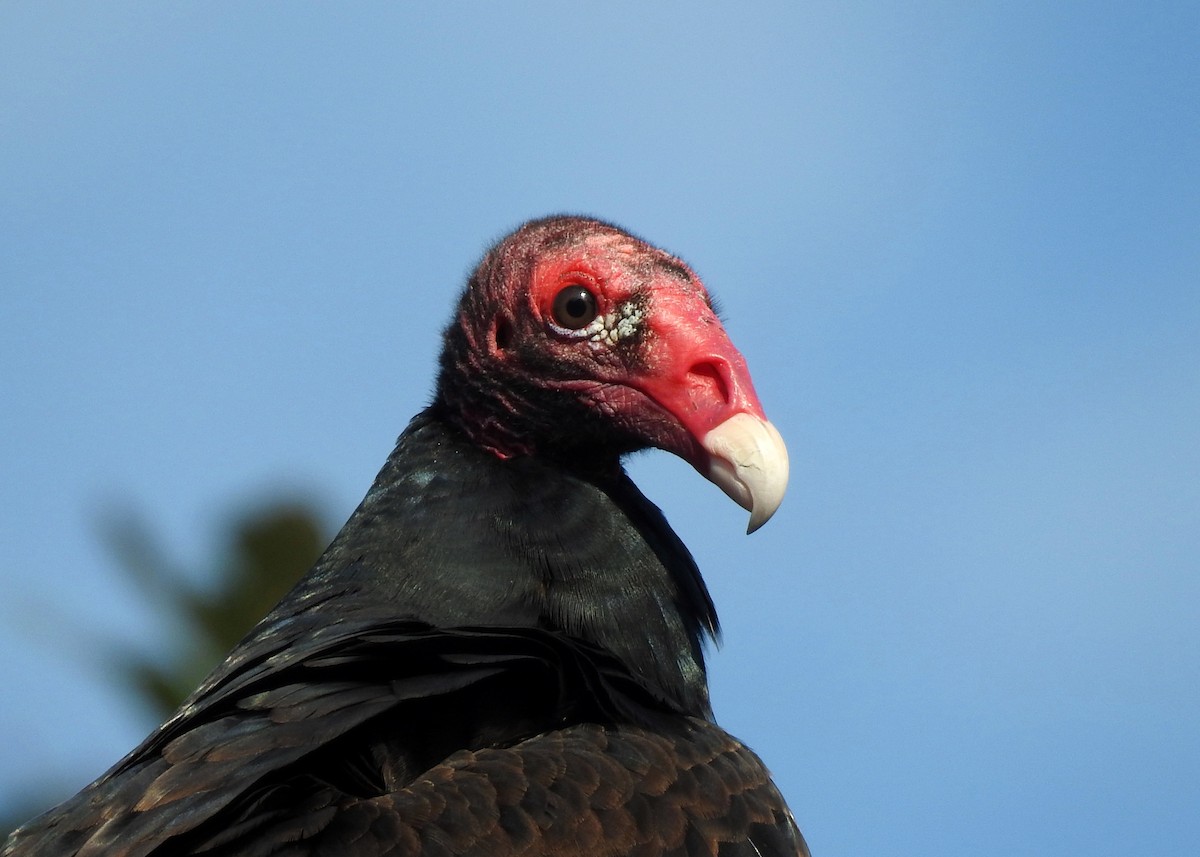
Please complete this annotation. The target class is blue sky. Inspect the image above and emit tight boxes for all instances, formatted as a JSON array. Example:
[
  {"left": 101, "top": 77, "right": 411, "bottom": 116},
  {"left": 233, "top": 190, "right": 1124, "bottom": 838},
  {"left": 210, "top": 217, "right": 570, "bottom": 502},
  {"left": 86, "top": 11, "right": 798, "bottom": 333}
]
[{"left": 2, "top": 3, "right": 1197, "bottom": 854}]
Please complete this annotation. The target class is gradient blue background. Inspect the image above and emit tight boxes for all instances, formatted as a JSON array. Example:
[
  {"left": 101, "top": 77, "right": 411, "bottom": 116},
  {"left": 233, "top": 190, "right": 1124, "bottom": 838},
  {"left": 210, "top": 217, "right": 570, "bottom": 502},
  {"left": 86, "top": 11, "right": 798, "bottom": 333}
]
[{"left": 2, "top": 3, "right": 1197, "bottom": 854}]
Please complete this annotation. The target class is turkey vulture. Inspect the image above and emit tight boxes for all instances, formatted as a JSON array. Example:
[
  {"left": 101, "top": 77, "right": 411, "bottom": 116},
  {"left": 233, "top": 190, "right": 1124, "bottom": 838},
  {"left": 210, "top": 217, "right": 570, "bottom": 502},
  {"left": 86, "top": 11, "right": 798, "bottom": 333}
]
[{"left": 4, "top": 216, "right": 808, "bottom": 857}]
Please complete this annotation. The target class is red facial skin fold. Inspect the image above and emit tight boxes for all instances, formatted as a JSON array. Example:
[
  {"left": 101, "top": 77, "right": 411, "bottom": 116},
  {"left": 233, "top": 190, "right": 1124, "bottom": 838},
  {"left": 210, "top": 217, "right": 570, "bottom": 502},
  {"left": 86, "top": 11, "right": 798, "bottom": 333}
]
[
  {"left": 444, "top": 218, "right": 789, "bottom": 532},
  {"left": 527, "top": 238, "right": 788, "bottom": 532}
]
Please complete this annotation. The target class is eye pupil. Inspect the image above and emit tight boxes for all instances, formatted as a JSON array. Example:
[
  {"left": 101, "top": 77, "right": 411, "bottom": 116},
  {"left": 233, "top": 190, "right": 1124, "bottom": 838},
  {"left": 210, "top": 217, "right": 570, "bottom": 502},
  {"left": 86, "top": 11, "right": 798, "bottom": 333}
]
[
  {"left": 565, "top": 296, "right": 588, "bottom": 318},
  {"left": 552, "top": 286, "right": 598, "bottom": 330}
]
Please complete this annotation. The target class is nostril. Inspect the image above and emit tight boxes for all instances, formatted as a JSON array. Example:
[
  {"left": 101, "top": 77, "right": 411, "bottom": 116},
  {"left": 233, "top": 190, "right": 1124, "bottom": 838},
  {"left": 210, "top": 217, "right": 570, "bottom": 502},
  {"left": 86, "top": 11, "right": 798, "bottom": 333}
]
[{"left": 686, "top": 360, "right": 730, "bottom": 406}]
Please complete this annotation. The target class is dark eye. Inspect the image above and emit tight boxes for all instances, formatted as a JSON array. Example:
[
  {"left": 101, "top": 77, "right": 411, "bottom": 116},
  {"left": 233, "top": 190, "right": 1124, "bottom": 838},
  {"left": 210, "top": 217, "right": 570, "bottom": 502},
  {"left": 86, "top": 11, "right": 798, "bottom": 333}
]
[{"left": 551, "top": 285, "right": 598, "bottom": 330}]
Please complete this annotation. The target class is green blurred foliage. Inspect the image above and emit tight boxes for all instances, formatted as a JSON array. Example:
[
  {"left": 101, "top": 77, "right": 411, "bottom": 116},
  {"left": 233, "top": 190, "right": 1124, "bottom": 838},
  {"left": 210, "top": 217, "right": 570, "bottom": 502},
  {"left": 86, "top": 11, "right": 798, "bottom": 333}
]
[
  {"left": 102, "top": 502, "right": 332, "bottom": 717},
  {"left": 1, "top": 499, "right": 333, "bottom": 841}
]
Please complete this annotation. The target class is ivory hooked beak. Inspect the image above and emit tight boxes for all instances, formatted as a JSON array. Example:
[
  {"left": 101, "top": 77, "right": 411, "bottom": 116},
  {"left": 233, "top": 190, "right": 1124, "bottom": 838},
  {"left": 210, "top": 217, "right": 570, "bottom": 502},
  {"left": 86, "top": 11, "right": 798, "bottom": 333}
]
[{"left": 700, "top": 413, "right": 789, "bottom": 533}]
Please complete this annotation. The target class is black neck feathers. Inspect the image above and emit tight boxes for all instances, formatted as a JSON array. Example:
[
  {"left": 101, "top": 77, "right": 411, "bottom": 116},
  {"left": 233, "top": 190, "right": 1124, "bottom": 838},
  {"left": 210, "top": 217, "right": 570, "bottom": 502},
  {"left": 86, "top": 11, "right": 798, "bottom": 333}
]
[{"left": 273, "top": 411, "right": 719, "bottom": 719}]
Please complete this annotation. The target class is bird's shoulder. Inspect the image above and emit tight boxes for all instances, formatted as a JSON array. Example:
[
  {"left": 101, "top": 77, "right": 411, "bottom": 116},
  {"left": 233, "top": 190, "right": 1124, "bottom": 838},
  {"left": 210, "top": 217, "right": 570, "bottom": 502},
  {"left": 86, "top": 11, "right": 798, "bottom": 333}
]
[
  {"left": 1, "top": 622, "right": 675, "bottom": 857},
  {"left": 196, "top": 717, "right": 809, "bottom": 857}
]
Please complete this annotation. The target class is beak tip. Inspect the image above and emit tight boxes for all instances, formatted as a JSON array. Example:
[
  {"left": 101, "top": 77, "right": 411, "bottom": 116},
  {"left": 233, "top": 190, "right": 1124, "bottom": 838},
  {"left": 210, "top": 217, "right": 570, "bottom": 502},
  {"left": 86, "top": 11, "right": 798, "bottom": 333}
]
[{"left": 745, "top": 506, "right": 771, "bottom": 535}]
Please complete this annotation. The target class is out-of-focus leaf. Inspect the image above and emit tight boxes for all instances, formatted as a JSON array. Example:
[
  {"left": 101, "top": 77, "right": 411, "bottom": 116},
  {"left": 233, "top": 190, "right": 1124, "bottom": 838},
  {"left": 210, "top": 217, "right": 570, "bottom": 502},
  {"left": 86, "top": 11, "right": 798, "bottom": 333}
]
[
  {"left": 1, "top": 497, "right": 334, "bottom": 841},
  {"left": 102, "top": 502, "right": 332, "bottom": 716}
]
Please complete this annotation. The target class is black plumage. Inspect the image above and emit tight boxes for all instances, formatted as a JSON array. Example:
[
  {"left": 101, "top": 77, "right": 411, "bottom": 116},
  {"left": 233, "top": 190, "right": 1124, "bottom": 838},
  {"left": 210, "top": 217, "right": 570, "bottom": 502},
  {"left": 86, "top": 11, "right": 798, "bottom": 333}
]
[{"left": 4, "top": 216, "right": 807, "bottom": 857}]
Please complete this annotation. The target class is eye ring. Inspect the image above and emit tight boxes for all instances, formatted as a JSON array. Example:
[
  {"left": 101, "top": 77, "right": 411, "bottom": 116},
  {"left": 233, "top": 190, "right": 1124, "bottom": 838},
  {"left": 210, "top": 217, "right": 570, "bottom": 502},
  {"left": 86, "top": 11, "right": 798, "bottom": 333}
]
[{"left": 551, "top": 285, "right": 599, "bottom": 330}]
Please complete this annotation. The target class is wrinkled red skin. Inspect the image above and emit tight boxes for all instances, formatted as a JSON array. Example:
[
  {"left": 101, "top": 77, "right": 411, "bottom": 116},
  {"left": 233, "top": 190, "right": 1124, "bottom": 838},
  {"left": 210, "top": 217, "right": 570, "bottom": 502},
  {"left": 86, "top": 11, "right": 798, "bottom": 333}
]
[{"left": 449, "top": 220, "right": 769, "bottom": 472}]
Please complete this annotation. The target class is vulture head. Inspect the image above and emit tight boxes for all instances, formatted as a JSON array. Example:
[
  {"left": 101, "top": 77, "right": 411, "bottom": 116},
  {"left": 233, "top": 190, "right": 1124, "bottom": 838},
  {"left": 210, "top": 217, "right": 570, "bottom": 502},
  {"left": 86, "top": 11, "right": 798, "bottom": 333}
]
[{"left": 437, "top": 215, "right": 788, "bottom": 532}]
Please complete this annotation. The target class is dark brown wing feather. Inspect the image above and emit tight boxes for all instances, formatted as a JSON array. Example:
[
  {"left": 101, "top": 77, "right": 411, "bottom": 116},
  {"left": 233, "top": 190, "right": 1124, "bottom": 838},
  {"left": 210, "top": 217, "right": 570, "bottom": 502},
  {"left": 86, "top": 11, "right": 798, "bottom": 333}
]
[
  {"left": 6, "top": 623, "right": 805, "bottom": 856},
  {"left": 184, "top": 721, "right": 807, "bottom": 857}
]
